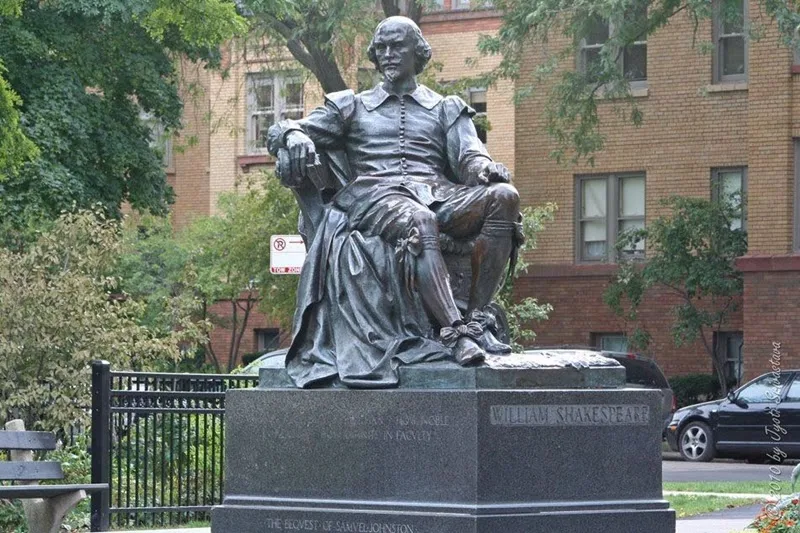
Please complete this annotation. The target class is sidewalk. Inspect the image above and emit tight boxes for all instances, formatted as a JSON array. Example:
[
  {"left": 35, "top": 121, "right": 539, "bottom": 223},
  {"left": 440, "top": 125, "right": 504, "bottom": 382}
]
[
  {"left": 665, "top": 490, "right": 774, "bottom": 499},
  {"left": 675, "top": 503, "right": 761, "bottom": 533}
]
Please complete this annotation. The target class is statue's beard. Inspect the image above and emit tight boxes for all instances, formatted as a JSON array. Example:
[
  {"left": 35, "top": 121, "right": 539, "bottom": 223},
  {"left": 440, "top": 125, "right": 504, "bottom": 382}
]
[{"left": 382, "top": 67, "right": 399, "bottom": 82}]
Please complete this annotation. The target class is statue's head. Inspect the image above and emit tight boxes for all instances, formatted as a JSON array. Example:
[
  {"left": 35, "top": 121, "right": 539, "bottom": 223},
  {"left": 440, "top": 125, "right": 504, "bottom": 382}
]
[{"left": 367, "top": 16, "right": 432, "bottom": 81}]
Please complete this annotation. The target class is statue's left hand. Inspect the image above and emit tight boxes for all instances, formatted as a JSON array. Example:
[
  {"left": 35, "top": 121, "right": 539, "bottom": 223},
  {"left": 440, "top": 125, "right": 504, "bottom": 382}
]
[{"left": 477, "top": 162, "right": 511, "bottom": 185}]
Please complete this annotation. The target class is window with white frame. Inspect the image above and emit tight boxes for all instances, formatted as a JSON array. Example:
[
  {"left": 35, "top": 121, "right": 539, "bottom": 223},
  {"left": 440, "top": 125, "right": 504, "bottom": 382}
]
[
  {"left": 592, "top": 332, "right": 629, "bottom": 353},
  {"left": 711, "top": 167, "right": 747, "bottom": 231},
  {"left": 576, "top": 173, "right": 645, "bottom": 262},
  {"left": 140, "top": 111, "right": 173, "bottom": 170},
  {"left": 713, "top": 0, "right": 747, "bottom": 83},
  {"left": 467, "top": 88, "right": 488, "bottom": 144},
  {"left": 578, "top": 7, "right": 647, "bottom": 86},
  {"left": 246, "top": 74, "right": 304, "bottom": 154}
]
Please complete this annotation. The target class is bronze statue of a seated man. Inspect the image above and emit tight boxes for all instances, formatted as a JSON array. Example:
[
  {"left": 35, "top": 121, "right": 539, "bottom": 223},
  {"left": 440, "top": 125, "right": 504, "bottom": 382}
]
[{"left": 268, "top": 16, "right": 522, "bottom": 387}]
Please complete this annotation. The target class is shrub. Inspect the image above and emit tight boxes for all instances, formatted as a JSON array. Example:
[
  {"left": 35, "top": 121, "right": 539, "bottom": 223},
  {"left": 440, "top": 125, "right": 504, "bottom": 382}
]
[{"left": 669, "top": 374, "right": 722, "bottom": 408}]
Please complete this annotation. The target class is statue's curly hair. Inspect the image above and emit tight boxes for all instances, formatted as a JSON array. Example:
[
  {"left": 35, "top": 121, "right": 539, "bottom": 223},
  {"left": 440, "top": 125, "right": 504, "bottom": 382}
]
[{"left": 366, "top": 17, "right": 432, "bottom": 76}]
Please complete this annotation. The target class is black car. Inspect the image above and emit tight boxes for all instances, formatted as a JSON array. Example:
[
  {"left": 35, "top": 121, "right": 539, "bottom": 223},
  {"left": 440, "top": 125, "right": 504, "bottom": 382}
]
[{"left": 665, "top": 370, "right": 800, "bottom": 462}]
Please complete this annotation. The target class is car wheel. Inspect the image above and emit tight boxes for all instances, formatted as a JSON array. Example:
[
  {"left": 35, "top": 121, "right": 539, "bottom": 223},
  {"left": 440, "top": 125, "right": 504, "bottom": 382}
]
[{"left": 679, "top": 421, "right": 715, "bottom": 462}]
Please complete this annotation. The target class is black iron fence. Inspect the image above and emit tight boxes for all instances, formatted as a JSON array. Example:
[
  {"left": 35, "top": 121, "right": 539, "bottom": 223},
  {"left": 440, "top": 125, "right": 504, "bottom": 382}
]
[{"left": 90, "top": 360, "right": 258, "bottom": 531}]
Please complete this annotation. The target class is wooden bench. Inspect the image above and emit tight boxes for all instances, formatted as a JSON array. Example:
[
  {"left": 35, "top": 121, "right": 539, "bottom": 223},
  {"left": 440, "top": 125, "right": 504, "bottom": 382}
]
[{"left": 0, "top": 420, "right": 107, "bottom": 533}]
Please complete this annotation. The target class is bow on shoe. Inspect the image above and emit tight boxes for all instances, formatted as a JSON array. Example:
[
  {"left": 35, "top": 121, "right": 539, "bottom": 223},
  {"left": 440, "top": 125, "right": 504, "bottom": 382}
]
[{"left": 440, "top": 321, "right": 483, "bottom": 347}]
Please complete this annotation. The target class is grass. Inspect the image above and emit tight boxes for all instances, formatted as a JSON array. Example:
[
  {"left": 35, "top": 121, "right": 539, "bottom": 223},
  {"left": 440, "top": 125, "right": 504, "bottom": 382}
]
[
  {"left": 664, "top": 481, "right": 792, "bottom": 495},
  {"left": 666, "top": 494, "right": 760, "bottom": 518}
]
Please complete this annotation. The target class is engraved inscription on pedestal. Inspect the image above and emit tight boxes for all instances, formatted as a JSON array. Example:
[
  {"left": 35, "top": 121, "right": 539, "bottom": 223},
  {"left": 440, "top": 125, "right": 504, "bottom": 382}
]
[
  {"left": 262, "top": 517, "right": 418, "bottom": 532},
  {"left": 489, "top": 404, "right": 650, "bottom": 426}
]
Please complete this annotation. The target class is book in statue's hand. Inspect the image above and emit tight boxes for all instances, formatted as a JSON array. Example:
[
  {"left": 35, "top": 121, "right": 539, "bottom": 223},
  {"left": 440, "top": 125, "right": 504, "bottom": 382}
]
[{"left": 306, "top": 153, "right": 338, "bottom": 193}]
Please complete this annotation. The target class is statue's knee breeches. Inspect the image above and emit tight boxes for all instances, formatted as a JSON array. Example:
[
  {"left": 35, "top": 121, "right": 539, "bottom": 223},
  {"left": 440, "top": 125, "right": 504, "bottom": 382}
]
[{"left": 484, "top": 183, "right": 520, "bottom": 222}]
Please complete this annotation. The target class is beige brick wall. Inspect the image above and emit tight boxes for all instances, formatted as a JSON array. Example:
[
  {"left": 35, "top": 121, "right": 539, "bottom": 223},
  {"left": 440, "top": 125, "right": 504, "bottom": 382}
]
[
  {"left": 516, "top": 1, "right": 797, "bottom": 264},
  {"left": 424, "top": 24, "right": 515, "bottom": 174},
  {"left": 169, "top": 60, "right": 212, "bottom": 229}
]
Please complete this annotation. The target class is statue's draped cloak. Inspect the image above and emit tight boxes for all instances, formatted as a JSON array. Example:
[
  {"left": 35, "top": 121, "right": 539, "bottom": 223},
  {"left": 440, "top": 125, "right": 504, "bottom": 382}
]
[{"left": 287, "top": 206, "right": 451, "bottom": 388}]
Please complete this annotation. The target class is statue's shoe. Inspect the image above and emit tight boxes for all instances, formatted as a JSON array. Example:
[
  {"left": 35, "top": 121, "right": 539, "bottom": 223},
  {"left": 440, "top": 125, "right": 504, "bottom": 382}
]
[
  {"left": 454, "top": 336, "right": 486, "bottom": 366},
  {"left": 478, "top": 329, "right": 512, "bottom": 355}
]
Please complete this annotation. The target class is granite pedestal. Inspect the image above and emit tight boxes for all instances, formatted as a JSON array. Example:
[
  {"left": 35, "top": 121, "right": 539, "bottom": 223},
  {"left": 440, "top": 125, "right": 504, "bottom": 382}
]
[{"left": 212, "top": 358, "right": 675, "bottom": 533}]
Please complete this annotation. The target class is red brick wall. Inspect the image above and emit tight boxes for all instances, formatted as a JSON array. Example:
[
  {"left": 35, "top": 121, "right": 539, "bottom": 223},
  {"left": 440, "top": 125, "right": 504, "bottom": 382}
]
[
  {"left": 739, "top": 256, "right": 800, "bottom": 380},
  {"left": 514, "top": 266, "right": 747, "bottom": 378}
]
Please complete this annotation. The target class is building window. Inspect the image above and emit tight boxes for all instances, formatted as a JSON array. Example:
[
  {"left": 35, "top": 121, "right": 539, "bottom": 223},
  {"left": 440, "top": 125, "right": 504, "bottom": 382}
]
[
  {"left": 246, "top": 73, "right": 304, "bottom": 154},
  {"left": 140, "top": 111, "right": 173, "bottom": 170},
  {"left": 711, "top": 167, "right": 747, "bottom": 231},
  {"left": 467, "top": 88, "right": 488, "bottom": 144},
  {"left": 578, "top": 7, "right": 648, "bottom": 86},
  {"left": 576, "top": 173, "right": 645, "bottom": 262},
  {"left": 255, "top": 328, "right": 281, "bottom": 353},
  {"left": 715, "top": 331, "right": 743, "bottom": 387},
  {"left": 592, "top": 333, "right": 629, "bottom": 353},
  {"left": 427, "top": 0, "right": 492, "bottom": 10},
  {"left": 713, "top": 0, "right": 747, "bottom": 83}
]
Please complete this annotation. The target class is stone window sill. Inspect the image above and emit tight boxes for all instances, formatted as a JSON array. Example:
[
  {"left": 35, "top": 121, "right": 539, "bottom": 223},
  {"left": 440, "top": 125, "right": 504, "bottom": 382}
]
[
  {"left": 705, "top": 82, "right": 748, "bottom": 93},
  {"left": 238, "top": 154, "right": 275, "bottom": 173},
  {"left": 595, "top": 85, "right": 649, "bottom": 99}
]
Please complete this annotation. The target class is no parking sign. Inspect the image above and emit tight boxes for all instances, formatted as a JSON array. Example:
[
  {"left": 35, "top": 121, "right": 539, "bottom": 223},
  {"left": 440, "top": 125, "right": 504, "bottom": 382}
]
[{"left": 270, "top": 235, "right": 306, "bottom": 274}]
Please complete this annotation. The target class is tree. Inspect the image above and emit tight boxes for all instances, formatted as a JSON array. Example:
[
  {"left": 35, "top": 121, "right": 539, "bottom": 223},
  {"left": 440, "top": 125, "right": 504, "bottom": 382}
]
[
  {"left": 0, "top": 0, "right": 246, "bottom": 230},
  {"left": 241, "top": 0, "right": 427, "bottom": 94},
  {"left": 478, "top": 0, "right": 800, "bottom": 163},
  {"left": 0, "top": 210, "right": 204, "bottom": 434},
  {"left": 603, "top": 196, "right": 747, "bottom": 394},
  {"left": 179, "top": 172, "right": 300, "bottom": 372}
]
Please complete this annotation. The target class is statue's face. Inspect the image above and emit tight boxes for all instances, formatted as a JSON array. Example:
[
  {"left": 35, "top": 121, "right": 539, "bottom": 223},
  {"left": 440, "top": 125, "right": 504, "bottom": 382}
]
[{"left": 373, "top": 21, "right": 416, "bottom": 83}]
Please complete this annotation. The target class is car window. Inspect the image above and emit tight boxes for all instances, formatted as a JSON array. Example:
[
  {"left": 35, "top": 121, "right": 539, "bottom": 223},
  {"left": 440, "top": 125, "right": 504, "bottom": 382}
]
[
  {"left": 737, "top": 373, "right": 791, "bottom": 403},
  {"left": 784, "top": 376, "right": 800, "bottom": 402}
]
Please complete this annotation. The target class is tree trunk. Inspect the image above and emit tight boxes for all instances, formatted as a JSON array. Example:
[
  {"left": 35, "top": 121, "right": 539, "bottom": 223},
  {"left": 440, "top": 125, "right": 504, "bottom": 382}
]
[
  {"left": 227, "top": 295, "right": 255, "bottom": 372},
  {"left": 700, "top": 326, "right": 728, "bottom": 396}
]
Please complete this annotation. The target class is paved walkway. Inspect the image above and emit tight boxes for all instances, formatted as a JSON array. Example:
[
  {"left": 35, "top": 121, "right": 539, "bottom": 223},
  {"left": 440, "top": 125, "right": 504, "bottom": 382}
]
[
  {"left": 676, "top": 503, "right": 761, "bottom": 533},
  {"left": 665, "top": 490, "right": 774, "bottom": 499}
]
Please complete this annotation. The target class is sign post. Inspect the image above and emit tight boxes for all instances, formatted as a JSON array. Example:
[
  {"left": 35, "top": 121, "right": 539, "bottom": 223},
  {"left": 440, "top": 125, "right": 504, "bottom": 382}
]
[{"left": 270, "top": 235, "right": 306, "bottom": 274}]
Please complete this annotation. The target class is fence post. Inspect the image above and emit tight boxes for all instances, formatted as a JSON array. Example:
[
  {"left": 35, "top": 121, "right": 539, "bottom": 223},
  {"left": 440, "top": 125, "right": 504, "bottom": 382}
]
[{"left": 91, "top": 360, "right": 111, "bottom": 532}]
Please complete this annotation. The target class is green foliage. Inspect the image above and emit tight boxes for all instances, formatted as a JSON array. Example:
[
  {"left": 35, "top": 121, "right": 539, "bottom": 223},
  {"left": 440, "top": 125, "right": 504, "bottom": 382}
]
[
  {"left": 478, "top": 0, "right": 800, "bottom": 163},
  {"left": 112, "top": 414, "right": 222, "bottom": 529},
  {"left": 604, "top": 196, "right": 747, "bottom": 393},
  {"left": 668, "top": 373, "right": 722, "bottom": 408},
  {"left": 496, "top": 202, "right": 558, "bottom": 350},
  {"left": 0, "top": 62, "right": 37, "bottom": 184},
  {"left": 179, "top": 172, "right": 299, "bottom": 371},
  {"left": 0, "top": 0, "right": 246, "bottom": 230},
  {"left": 0, "top": 210, "right": 203, "bottom": 434}
]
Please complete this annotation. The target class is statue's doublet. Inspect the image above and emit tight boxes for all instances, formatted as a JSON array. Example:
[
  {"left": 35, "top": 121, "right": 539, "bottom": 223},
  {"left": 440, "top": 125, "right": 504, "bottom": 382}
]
[{"left": 317, "top": 85, "right": 491, "bottom": 220}]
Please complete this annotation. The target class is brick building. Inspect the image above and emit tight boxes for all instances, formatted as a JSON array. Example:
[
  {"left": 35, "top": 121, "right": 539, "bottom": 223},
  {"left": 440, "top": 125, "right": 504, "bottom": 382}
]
[
  {"left": 166, "top": 5, "right": 510, "bottom": 368},
  {"left": 515, "top": 0, "right": 800, "bottom": 384}
]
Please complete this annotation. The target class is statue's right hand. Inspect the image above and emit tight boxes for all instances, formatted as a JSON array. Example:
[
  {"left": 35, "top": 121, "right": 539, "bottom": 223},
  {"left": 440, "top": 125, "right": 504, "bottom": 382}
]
[{"left": 285, "top": 131, "right": 317, "bottom": 180}]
